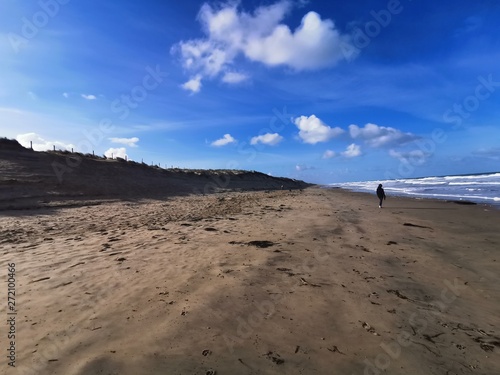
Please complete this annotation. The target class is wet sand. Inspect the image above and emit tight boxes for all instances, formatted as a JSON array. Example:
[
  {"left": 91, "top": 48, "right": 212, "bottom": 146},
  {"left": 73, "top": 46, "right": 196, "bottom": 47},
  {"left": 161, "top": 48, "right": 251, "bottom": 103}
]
[{"left": 1, "top": 187, "right": 499, "bottom": 375}]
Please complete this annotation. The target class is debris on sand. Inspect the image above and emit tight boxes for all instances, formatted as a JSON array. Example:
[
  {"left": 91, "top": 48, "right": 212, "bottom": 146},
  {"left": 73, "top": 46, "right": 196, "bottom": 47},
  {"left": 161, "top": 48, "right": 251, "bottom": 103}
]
[
  {"left": 264, "top": 351, "right": 284, "bottom": 365},
  {"left": 247, "top": 240, "right": 275, "bottom": 248}
]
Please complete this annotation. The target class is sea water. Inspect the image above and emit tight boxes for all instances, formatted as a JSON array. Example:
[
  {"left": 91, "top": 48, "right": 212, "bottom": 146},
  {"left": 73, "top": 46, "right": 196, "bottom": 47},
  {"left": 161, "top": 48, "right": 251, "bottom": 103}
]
[{"left": 329, "top": 172, "right": 500, "bottom": 206}]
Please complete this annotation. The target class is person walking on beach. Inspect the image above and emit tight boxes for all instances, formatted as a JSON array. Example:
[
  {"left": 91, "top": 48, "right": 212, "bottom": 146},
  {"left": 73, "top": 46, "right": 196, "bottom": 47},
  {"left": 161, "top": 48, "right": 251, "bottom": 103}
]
[{"left": 377, "top": 184, "right": 386, "bottom": 208}]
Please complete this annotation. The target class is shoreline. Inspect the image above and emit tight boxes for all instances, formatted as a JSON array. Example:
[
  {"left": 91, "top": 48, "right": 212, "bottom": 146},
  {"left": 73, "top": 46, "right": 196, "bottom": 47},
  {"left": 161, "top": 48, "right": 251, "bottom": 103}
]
[
  {"left": 1, "top": 187, "right": 499, "bottom": 374},
  {"left": 321, "top": 185, "right": 500, "bottom": 210},
  {"left": 322, "top": 170, "right": 500, "bottom": 209}
]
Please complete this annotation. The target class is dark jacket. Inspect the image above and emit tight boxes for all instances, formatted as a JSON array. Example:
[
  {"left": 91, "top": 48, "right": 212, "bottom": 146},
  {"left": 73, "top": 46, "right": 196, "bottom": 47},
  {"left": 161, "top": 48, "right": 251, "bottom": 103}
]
[{"left": 377, "top": 185, "right": 386, "bottom": 199}]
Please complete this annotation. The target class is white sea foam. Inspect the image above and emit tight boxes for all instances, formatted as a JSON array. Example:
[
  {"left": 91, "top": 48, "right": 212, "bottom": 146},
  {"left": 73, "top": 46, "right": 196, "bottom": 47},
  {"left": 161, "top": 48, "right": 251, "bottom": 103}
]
[{"left": 328, "top": 172, "right": 500, "bottom": 206}]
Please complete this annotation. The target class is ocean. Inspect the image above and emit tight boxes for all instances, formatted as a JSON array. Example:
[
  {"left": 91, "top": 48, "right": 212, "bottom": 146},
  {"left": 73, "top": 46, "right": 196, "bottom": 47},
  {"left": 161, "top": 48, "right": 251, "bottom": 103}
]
[{"left": 328, "top": 172, "right": 500, "bottom": 206}]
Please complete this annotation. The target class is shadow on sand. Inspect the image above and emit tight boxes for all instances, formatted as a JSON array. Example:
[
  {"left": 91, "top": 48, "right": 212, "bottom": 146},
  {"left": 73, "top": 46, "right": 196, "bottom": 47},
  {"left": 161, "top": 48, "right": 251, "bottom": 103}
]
[{"left": 387, "top": 207, "right": 457, "bottom": 210}]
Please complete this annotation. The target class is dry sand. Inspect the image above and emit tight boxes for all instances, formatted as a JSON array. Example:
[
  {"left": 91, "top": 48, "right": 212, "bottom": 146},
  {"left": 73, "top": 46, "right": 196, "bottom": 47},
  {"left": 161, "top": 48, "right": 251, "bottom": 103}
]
[{"left": 1, "top": 188, "right": 499, "bottom": 375}]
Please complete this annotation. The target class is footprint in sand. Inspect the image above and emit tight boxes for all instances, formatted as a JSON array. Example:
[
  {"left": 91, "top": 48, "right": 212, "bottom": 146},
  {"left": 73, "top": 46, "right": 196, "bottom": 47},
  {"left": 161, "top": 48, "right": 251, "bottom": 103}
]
[
  {"left": 264, "top": 351, "right": 285, "bottom": 365},
  {"left": 361, "top": 321, "right": 380, "bottom": 336}
]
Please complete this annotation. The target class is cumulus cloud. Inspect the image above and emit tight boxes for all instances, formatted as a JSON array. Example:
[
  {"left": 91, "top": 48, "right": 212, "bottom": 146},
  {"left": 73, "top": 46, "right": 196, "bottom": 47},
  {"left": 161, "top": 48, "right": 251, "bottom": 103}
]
[
  {"left": 173, "top": 1, "right": 355, "bottom": 92},
  {"left": 250, "top": 133, "right": 283, "bottom": 146},
  {"left": 211, "top": 133, "right": 236, "bottom": 146},
  {"left": 182, "top": 75, "right": 203, "bottom": 93},
  {"left": 105, "top": 147, "right": 127, "bottom": 159},
  {"left": 342, "top": 143, "right": 361, "bottom": 158},
  {"left": 16, "top": 133, "right": 75, "bottom": 152},
  {"left": 322, "top": 150, "right": 336, "bottom": 159},
  {"left": 109, "top": 137, "right": 139, "bottom": 147},
  {"left": 294, "top": 115, "right": 344, "bottom": 144},
  {"left": 245, "top": 11, "right": 351, "bottom": 70},
  {"left": 349, "top": 123, "right": 418, "bottom": 148},
  {"left": 81, "top": 94, "right": 97, "bottom": 100}
]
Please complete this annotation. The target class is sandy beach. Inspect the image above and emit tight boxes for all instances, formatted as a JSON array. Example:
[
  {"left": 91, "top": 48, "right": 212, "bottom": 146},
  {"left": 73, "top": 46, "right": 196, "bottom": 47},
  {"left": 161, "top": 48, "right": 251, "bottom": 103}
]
[{"left": 1, "top": 186, "right": 499, "bottom": 375}]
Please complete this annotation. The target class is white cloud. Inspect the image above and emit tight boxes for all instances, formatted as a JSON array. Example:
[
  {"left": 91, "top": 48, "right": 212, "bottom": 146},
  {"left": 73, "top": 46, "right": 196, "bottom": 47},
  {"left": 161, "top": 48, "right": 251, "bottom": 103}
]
[
  {"left": 222, "top": 71, "right": 249, "bottom": 84},
  {"left": 389, "top": 149, "right": 428, "bottom": 165},
  {"left": 174, "top": 1, "right": 355, "bottom": 91},
  {"left": 16, "top": 133, "right": 75, "bottom": 152},
  {"left": 245, "top": 11, "right": 352, "bottom": 70},
  {"left": 294, "top": 115, "right": 344, "bottom": 144},
  {"left": 182, "top": 75, "right": 203, "bottom": 93},
  {"left": 250, "top": 132, "right": 283, "bottom": 146},
  {"left": 211, "top": 133, "right": 236, "bottom": 147},
  {"left": 105, "top": 147, "right": 127, "bottom": 159},
  {"left": 81, "top": 94, "right": 97, "bottom": 100},
  {"left": 296, "top": 164, "right": 315, "bottom": 171},
  {"left": 28, "top": 91, "right": 38, "bottom": 100},
  {"left": 0, "top": 107, "right": 23, "bottom": 115},
  {"left": 62, "top": 92, "right": 69, "bottom": 98},
  {"left": 472, "top": 147, "right": 500, "bottom": 160},
  {"left": 109, "top": 137, "right": 139, "bottom": 147},
  {"left": 322, "top": 150, "right": 336, "bottom": 159},
  {"left": 342, "top": 143, "right": 361, "bottom": 158},
  {"left": 349, "top": 123, "right": 418, "bottom": 148}
]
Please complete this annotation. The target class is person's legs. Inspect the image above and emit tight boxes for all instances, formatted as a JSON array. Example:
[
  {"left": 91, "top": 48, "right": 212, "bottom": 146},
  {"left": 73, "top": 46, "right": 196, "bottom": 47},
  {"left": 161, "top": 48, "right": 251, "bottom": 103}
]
[{"left": 379, "top": 197, "right": 383, "bottom": 208}]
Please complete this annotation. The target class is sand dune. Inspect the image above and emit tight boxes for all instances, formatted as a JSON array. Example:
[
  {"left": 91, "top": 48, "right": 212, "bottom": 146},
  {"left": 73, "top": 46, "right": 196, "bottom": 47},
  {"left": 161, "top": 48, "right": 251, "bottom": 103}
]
[{"left": 0, "top": 139, "right": 308, "bottom": 211}]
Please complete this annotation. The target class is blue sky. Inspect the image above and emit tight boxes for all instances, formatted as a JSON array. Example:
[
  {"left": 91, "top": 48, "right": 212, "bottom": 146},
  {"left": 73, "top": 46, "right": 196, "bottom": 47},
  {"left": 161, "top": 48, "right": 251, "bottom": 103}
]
[{"left": 1, "top": 0, "right": 499, "bottom": 183}]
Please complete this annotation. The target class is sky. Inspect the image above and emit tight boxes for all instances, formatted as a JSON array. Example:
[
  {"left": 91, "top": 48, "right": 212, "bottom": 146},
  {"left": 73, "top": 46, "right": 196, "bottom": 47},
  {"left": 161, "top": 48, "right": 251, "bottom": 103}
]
[{"left": 1, "top": 0, "right": 500, "bottom": 184}]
